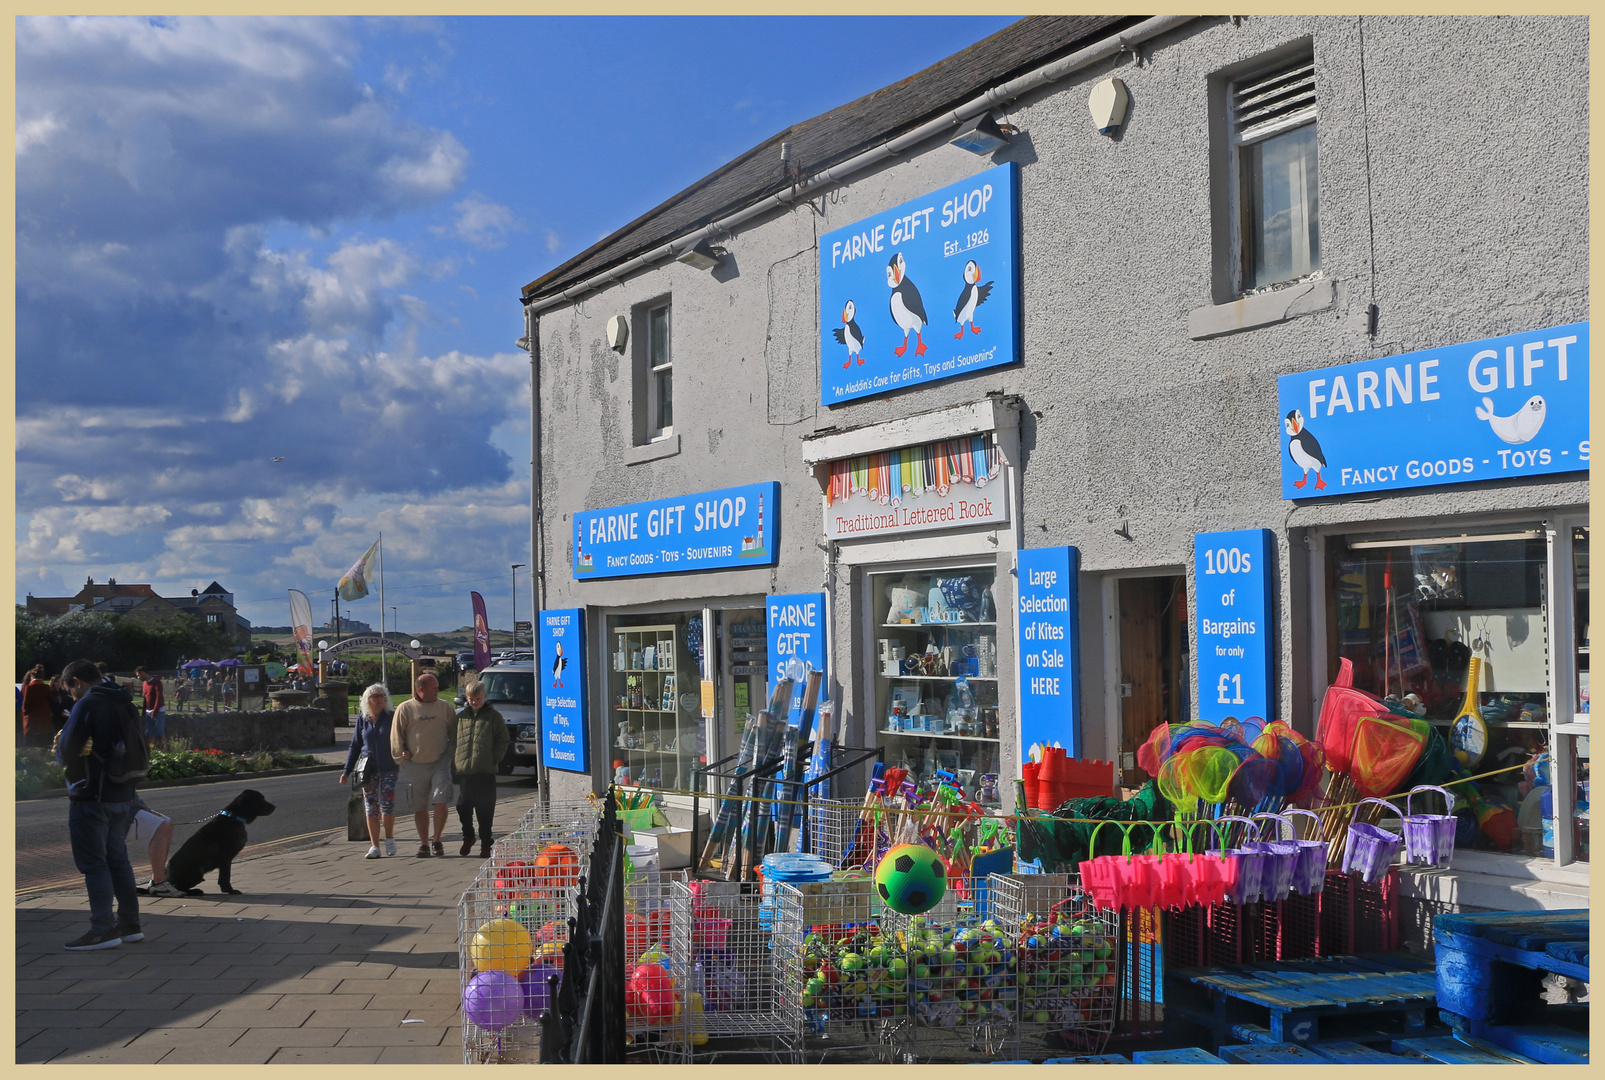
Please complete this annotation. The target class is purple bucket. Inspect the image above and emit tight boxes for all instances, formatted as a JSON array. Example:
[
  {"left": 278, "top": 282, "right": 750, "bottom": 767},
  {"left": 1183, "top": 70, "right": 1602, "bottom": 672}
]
[
  {"left": 1341, "top": 799, "right": 1403, "bottom": 884},
  {"left": 1281, "top": 809, "right": 1329, "bottom": 897},
  {"left": 1403, "top": 785, "right": 1458, "bottom": 868},
  {"left": 1217, "top": 816, "right": 1266, "bottom": 905},
  {"left": 1248, "top": 814, "right": 1301, "bottom": 901}
]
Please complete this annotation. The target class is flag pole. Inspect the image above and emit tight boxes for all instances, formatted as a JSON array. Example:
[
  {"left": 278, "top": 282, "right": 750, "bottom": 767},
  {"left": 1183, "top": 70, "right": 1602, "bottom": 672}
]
[{"left": 378, "top": 532, "right": 387, "bottom": 693}]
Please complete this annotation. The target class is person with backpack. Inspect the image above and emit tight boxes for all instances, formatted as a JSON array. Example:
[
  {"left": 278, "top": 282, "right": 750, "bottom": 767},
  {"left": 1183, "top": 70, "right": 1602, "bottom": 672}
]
[{"left": 55, "top": 658, "right": 148, "bottom": 950}]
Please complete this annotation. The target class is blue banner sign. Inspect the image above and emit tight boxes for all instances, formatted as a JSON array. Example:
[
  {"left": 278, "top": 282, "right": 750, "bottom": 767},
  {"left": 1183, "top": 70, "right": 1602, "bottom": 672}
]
[
  {"left": 819, "top": 162, "right": 1020, "bottom": 406},
  {"left": 1193, "top": 529, "right": 1274, "bottom": 725},
  {"left": 572, "top": 481, "right": 780, "bottom": 579},
  {"left": 538, "top": 608, "right": 589, "bottom": 773},
  {"left": 766, "top": 592, "right": 829, "bottom": 715},
  {"left": 1016, "top": 546, "right": 1080, "bottom": 760},
  {"left": 1276, "top": 322, "right": 1589, "bottom": 499}
]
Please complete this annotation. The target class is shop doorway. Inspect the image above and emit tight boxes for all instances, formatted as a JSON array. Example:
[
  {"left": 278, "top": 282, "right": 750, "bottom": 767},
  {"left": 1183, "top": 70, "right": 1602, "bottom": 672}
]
[
  {"left": 1117, "top": 575, "right": 1188, "bottom": 788},
  {"left": 712, "top": 608, "right": 769, "bottom": 792}
]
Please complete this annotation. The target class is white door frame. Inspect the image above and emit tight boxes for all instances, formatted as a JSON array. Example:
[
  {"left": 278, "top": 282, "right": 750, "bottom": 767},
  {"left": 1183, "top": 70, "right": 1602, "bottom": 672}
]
[{"left": 1099, "top": 566, "right": 1186, "bottom": 778}]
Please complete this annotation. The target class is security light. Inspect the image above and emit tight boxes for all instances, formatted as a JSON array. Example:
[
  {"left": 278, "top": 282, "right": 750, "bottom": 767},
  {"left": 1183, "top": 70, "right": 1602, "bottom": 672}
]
[
  {"left": 676, "top": 240, "right": 724, "bottom": 271},
  {"left": 949, "top": 114, "right": 1011, "bottom": 155}
]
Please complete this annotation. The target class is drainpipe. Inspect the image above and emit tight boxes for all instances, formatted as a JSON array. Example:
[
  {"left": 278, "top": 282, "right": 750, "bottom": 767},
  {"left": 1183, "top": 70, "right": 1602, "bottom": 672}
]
[
  {"left": 523, "top": 15, "right": 1196, "bottom": 314},
  {"left": 525, "top": 301, "right": 552, "bottom": 807}
]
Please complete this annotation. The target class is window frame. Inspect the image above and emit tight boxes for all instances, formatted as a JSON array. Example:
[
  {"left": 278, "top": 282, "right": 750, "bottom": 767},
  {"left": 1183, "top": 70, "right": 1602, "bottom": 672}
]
[
  {"left": 645, "top": 301, "right": 673, "bottom": 441},
  {"left": 1227, "top": 54, "right": 1319, "bottom": 295}
]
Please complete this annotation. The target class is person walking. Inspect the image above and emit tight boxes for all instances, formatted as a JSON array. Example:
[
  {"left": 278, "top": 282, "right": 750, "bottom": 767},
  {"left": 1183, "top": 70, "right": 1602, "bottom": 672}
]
[
  {"left": 390, "top": 673, "right": 457, "bottom": 857},
  {"left": 136, "top": 667, "right": 166, "bottom": 749},
  {"left": 55, "top": 659, "right": 142, "bottom": 950},
  {"left": 21, "top": 665, "right": 54, "bottom": 748},
  {"left": 341, "top": 683, "right": 400, "bottom": 858},
  {"left": 128, "top": 794, "right": 183, "bottom": 898},
  {"left": 454, "top": 680, "right": 510, "bottom": 857},
  {"left": 48, "top": 675, "right": 72, "bottom": 737}
]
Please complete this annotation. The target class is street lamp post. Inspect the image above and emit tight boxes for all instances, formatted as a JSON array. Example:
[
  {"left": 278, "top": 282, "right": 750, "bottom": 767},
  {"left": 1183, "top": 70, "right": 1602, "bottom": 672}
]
[{"left": 512, "top": 563, "right": 526, "bottom": 653}]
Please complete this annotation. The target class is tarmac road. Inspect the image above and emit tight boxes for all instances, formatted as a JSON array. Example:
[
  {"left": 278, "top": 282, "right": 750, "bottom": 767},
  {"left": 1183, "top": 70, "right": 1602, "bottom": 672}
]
[{"left": 16, "top": 768, "right": 541, "bottom": 895}]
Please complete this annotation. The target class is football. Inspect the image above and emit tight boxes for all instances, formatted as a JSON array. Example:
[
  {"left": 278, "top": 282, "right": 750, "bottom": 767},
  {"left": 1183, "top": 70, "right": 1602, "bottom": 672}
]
[{"left": 874, "top": 843, "right": 947, "bottom": 915}]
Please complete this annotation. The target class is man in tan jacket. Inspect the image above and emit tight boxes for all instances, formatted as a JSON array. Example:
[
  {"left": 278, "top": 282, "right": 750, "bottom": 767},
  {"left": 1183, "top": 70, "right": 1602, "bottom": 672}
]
[{"left": 390, "top": 673, "right": 458, "bottom": 857}]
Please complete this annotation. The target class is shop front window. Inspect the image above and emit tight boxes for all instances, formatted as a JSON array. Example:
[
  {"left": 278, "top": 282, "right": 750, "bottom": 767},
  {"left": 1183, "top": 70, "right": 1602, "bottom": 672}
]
[
  {"left": 606, "top": 611, "right": 704, "bottom": 791},
  {"left": 1333, "top": 531, "right": 1553, "bottom": 857},
  {"left": 870, "top": 565, "right": 1002, "bottom": 807}
]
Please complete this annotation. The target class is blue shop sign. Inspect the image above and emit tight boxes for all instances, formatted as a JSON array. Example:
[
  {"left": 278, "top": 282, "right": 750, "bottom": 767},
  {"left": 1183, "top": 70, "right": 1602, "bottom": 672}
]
[
  {"left": 819, "top": 162, "right": 1020, "bottom": 406},
  {"left": 538, "top": 608, "right": 589, "bottom": 773},
  {"left": 1016, "top": 546, "right": 1080, "bottom": 759},
  {"left": 766, "top": 592, "right": 829, "bottom": 715},
  {"left": 1193, "top": 529, "right": 1275, "bottom": 725},
  {"left": 1276, "top": 322, "right": 1589, "bottom": 499},
  {"left": 572, "top": 481, "right": 780, "bottom": 579}
]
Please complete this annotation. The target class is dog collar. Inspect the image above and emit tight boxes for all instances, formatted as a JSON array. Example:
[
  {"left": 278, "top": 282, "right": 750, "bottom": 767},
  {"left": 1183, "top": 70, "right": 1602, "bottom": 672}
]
[{"left": 218, "top": 810, "right": 240, "bottom": 820}]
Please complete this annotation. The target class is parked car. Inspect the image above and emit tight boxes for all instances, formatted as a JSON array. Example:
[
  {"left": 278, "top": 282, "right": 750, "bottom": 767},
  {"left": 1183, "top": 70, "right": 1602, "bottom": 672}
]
[
  {"left": 455, "top": 651, "right": 477, "bottom": 670},
  {"left": 455, "top": 659, "right": 538, "bottom": 775}
]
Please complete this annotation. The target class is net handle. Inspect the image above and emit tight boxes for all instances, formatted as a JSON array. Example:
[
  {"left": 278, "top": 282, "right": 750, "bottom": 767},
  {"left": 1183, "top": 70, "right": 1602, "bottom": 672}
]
[
  {"left": 1250, "top": 811, "right": 1297, "bottom": 840},
  {"left": 1353, "top": 796, "right": 1406, "bottom": 829}
]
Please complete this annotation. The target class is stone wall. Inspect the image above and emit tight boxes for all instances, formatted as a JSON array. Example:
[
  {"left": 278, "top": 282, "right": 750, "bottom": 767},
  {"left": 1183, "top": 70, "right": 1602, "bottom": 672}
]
[{"left": 164, "top": 707, "right": 335, "bottom": 752}]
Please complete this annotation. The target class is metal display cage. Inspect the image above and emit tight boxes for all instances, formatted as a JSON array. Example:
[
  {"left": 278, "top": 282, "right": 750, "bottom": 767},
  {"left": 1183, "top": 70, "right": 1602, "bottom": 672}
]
[
  {"left": 989, "top": 873, "right": 1119, "bottom": 1060},
  {"left": 622, "top": 866, "right": 689, "bottom": 1061},
  {"left": 672, "top": 878, "right": 793, "bottom": 1061}
]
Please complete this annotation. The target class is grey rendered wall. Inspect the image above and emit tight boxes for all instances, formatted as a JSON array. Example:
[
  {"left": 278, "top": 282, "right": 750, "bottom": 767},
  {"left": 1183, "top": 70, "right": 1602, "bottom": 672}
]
[{"left": 533, "top": 15, "right": 1588, "bottom": 802}]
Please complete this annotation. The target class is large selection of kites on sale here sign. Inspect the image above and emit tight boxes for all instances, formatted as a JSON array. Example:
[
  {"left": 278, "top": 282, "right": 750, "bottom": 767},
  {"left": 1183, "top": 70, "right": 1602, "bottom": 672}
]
[{"left": 818, "top": 162, "right": 1020, "bottom": 406}]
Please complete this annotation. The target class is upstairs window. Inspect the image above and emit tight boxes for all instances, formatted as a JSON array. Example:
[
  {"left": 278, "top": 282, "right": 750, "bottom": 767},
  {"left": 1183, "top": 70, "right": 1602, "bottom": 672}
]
[
  {"left": 646, "top": 302, "right": 672, "bottom": 440},
  {"left": 1232, "top": 57, "right": 1319, "bottom": 291}
]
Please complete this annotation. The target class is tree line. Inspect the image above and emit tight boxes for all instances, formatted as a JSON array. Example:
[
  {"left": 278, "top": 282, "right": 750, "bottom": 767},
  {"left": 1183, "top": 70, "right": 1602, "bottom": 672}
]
[{"left": 15, "top": 606, "right": 239, "bottom": 675}]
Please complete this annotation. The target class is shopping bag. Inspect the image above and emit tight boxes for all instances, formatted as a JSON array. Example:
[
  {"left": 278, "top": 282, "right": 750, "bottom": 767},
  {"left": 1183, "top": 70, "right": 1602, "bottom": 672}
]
[{"left": 348, "top": 792, "right": 369, "bottom": 841}]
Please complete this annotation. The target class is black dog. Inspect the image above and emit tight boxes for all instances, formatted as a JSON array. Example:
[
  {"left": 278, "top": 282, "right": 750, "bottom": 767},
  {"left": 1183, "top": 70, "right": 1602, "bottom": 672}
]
[{"left": 164, "top": 789, "right": 276, "bottom": 895}]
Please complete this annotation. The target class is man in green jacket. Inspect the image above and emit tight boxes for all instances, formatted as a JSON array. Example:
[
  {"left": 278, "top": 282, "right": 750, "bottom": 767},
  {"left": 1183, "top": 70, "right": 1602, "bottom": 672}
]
[{"left": 454, "top": 680, "right": 511, "bottom": 857}]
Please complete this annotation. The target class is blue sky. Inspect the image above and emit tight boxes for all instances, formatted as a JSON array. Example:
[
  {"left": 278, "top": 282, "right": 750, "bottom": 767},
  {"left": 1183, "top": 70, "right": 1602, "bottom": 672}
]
[{"left": 15, "top": 15, "right": 1016, "bottom": 636}]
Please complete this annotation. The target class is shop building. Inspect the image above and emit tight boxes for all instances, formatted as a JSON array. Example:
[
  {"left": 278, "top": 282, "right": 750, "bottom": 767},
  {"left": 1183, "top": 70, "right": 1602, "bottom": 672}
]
[{"left": 519, "top": 16, "right": 1588, "bottom": 914}]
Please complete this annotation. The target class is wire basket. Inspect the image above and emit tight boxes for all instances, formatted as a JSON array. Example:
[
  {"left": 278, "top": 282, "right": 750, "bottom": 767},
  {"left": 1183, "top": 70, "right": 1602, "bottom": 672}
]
[
  {"left": 772, "top": 878, "right": 901, "bottom": 1061},
  {"left": 989, "top": 873, "right": 1118, "bottom": 1060},
  {"left": 672, "top": 878, "right": 792, "bottom": 1060},
  {"left": 623, "top": 866, "right": 689, "bottom": 1061}
]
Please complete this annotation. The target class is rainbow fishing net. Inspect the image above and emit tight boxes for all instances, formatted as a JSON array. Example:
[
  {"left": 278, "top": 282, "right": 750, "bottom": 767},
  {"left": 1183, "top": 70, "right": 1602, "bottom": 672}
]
[
  {"left": 1136, "top": 722, "right": 1171, "bottom": 778},
  {"left": 1227, "top": 755, "right": 1284, "bottom": 809},
  {"left": 1350, "top": 715, "right": 1429, "bottom": 798}
]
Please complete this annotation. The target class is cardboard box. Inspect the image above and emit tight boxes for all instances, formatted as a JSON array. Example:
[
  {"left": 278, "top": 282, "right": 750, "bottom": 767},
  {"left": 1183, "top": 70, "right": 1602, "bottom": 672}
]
[{"left": 631, "top": 826, "right": 692, "bottom": 870}]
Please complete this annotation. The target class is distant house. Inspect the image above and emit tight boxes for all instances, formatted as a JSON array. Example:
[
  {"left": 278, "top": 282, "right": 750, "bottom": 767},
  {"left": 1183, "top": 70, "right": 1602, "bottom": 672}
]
[{"left": 25, "top": 576, "right": 251, "bottom": 645}]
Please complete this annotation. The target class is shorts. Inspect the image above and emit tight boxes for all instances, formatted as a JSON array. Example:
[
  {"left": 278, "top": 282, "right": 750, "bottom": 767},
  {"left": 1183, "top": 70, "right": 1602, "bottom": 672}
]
[
  {"left": 144, "top": 707, "right": 166, "bottom": 738},
  {"left": 361, "top": 770, "right": 399, "bottom": 817},
  {"left": 128, "top": 807, "right": 170, "bottom": 843},
  {"left": 395, "top": 757, "right": 453, "bottom": 816}
]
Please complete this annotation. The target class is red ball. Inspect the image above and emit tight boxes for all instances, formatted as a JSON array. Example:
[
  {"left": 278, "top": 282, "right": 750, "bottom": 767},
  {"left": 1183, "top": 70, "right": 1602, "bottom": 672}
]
[{"left": 626, "top": 962, "right": 675, "bottom": 1024}]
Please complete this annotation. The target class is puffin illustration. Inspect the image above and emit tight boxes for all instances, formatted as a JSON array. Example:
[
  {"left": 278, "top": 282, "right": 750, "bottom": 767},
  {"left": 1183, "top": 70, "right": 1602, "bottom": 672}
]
[
  {"left": 1475, "top": 395, "right": 1547, "bottom": 445},
  {"left": 885, "top": 252, "right": 929, "bottom": 357},
  {"left": 1284, "top": 409, "right": 1328, "bottom": 490},
  {"left": 830, "top": 299, "right": 866, "bottom": 367},
  {"left": 952, "top": 260, "right": 994, "bottom": 337},
  {"left": 551, "top": 640, "right": 567, "bottom": 688}
]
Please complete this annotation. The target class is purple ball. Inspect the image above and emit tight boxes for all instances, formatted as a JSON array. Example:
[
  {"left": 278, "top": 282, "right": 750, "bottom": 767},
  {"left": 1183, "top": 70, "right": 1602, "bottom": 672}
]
[
  {"left": 463, "top": 970, "right": 523, "bottom": 1032},
  {"left": 519, "top": 963, "right": 561, "bottom": 1019}
]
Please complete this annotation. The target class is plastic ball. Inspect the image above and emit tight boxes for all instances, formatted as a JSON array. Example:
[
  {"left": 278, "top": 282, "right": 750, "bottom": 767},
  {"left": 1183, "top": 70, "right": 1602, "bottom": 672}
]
[
  {"left": 533, "top": 942, "right": 565, "bottom": 971},
  {"left": 626, "top": 962, "right": 676, "bottom": 1025},
  {"left": 471, "top": 918, "right": 534, "bottom": 975},
  {"left": 874, "top": 844, "right": 947, "bottom": 915},
  {"left": 519, "top": 963, "right": 560, "bottom": 1019},
  {"left": 463, "top": 970, "right": 523, "bottom": 1032},
  {"left": 535, "top": 844, "right": 581, "bottom": 892}
]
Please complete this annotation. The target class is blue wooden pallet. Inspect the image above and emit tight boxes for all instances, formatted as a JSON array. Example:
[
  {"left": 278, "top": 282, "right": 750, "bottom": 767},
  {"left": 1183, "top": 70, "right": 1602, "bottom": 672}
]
[
  {"left": 1434, "top": 908, "right": 1591, "bottom": 1041},
  {"left": 1131, "top": 1047, "right": 1225, "bottom": 1064},
  {"left": 1041, "top": 1055, "right": 1129, "bottom": 1063},
  {"left": 1308, "top": 1040, "right": 1417, "bottom": 1063},
  {"left": 1392, "top": 1035, "right": 1540, "bottom": 1064},
  {"left": 1217, "top": 1042, "right": 1328, "bottom": 1064},
  {"left": 1166, "top": 954, "right": 1437, "bottom": 1048}
]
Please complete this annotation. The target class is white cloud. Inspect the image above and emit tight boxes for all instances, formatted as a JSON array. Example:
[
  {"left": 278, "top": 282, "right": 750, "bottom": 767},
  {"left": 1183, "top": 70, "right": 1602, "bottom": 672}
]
[
  {"left": 434, "top": 193, "right": 523, "bottom": 249},
  {"left": 543, "top": 227, "right": 562, "bottom": 254}
]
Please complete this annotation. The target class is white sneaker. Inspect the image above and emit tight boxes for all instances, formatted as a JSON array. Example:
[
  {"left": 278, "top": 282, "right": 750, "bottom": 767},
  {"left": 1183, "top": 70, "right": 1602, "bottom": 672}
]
[
  {"left": 384, "top": 838, "right": 397, "bottom": 857},
  {"left": 149, "top": 880, "right": 186, "bottom": 898},
  {"left": 364, "top": 845, "right": 382, "bottom": 860}
]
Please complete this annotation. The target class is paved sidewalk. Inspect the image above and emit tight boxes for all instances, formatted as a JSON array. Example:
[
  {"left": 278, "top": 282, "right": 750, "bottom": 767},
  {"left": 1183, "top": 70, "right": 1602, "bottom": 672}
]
[{"left": 16, "top": 786, "right": 544, "bottom": 1064}]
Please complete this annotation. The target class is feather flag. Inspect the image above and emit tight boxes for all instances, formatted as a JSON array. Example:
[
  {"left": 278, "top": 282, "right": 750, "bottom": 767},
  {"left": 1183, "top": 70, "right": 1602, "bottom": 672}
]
[
  {"left": 338, "top": 539, "right": 379, "bottom": 602},
  {"left": 287, "top": 590, "right": 314, "bottom": 670}
]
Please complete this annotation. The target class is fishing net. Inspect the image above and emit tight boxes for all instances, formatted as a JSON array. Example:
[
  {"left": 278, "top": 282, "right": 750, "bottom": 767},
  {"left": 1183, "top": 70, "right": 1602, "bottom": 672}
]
[
  {"left": 1169, "top": 745, "right": 1241, "bottom": 806},
  {"left": 1136, "top": 722, "right": 1171, "bottom": 778},
  {"left": 1227, "top": 755, "right": 1285, "bottom": 809},
  {"left": 1403, "top": 724, "right": 1457, "bottom": 789},
  {"left": 1350, "top": 715, "right": 1429, "bottom": 798},
  {"left": 1291, "top": 741, "right": 1325, "bottom": 806},
  {"left": 1014, "top": 781, "right": 1171, "bottom": 872}
]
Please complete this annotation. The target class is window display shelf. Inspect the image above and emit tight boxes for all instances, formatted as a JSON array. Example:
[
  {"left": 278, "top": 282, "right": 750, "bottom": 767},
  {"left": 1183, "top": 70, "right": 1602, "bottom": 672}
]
[
  {"left": 880, "top": 730, "right": 1000, "bottom": 744},
  {"left": 883, "top": 621, "right": 996, "bottom": 628},
  {"left": 886, "top": 674, "right": 998, "bottom": 682},
  {"left": 616, "top": 707, "right": 676, "bottom": 713}
]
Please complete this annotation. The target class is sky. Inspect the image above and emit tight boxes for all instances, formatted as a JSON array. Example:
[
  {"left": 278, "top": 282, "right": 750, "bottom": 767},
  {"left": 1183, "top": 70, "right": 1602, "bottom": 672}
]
[{"left": 15, "top": 15, "right": 1018, "bottom": 637}]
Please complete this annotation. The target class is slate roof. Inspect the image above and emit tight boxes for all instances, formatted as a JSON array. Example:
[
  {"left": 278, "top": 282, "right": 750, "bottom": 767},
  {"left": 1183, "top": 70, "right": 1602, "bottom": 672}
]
[{"left": 522, "top": 14, "right": 1136, "bottom": 304}]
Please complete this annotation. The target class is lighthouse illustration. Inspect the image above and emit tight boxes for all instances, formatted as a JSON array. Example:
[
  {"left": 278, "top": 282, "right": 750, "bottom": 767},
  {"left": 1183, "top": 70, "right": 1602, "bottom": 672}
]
[
  {"left": 575, "top": 520, "right": 594, "bottom": 572},
  {"left": 739, "top": 494, "right": 768, "bottom": 557}
]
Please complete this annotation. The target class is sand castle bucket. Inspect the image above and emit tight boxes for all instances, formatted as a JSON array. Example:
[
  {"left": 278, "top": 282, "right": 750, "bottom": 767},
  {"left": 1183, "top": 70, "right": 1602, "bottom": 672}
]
[
  {"left": 1341, "top": 798, "right": 1403, "bottom": 883},
  {"left": 1248, "top": 813, "right": 1303, "bottom": 902},
  {"left": 1217, "top": 816, "right": 1267, "bottom": 906},
  {"left": 1403, "top": 785, "right": 1458, "bottom": 868},
  {"left": 1280, "top": 808, "right": 1330, "bottom": 897}
]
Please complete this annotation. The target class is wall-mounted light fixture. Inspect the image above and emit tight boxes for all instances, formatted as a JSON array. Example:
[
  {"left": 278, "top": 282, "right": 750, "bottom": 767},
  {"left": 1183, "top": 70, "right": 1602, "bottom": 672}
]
[
  {"left": 949, "top": 113, "right": 1011, "bottom": 155},
  {"left": 606, "top": 314, "right": 629, "bottom": 351},
  {"left": 676, "top": 239, "right": 726, "bottom": 271},
  {"left": 1089, "top": 77, "right": 1130, "bottom": 135}
]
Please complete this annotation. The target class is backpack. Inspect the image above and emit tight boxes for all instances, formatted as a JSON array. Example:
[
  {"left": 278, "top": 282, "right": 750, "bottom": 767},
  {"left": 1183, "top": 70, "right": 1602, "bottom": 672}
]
[{"left": 91, "top": 697, "right": 151, "bottom": 786}]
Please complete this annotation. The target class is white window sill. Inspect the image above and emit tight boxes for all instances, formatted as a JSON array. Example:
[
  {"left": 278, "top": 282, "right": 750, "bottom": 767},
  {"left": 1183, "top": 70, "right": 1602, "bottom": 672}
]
[
  {"left": 1187, "top": 277, "right": 1336, "bottom": 340},
  {"left": 624, "top": 433, "right": 680, "bottom": 465},
  {"left": 1397, "top": 851, "right": 1591, "bottom": 911}
]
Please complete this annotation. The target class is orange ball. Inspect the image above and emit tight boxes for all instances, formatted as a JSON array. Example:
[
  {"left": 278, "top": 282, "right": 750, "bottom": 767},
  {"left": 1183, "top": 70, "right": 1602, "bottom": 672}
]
[{"left": 534, "top": 844, "right": 580, "bottom": 893}]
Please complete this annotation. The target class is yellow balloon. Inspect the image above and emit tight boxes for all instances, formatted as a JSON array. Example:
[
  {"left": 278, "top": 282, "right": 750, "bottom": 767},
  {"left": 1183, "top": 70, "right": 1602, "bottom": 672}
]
[{"left": 472, "top": 918, "right": 534, "bottom": 975}]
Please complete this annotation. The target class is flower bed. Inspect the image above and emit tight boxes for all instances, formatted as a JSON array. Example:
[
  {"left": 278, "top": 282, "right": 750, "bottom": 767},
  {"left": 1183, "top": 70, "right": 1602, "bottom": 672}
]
[{"left": 15, "top": 743, "right": 326, "bottom": 796}]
